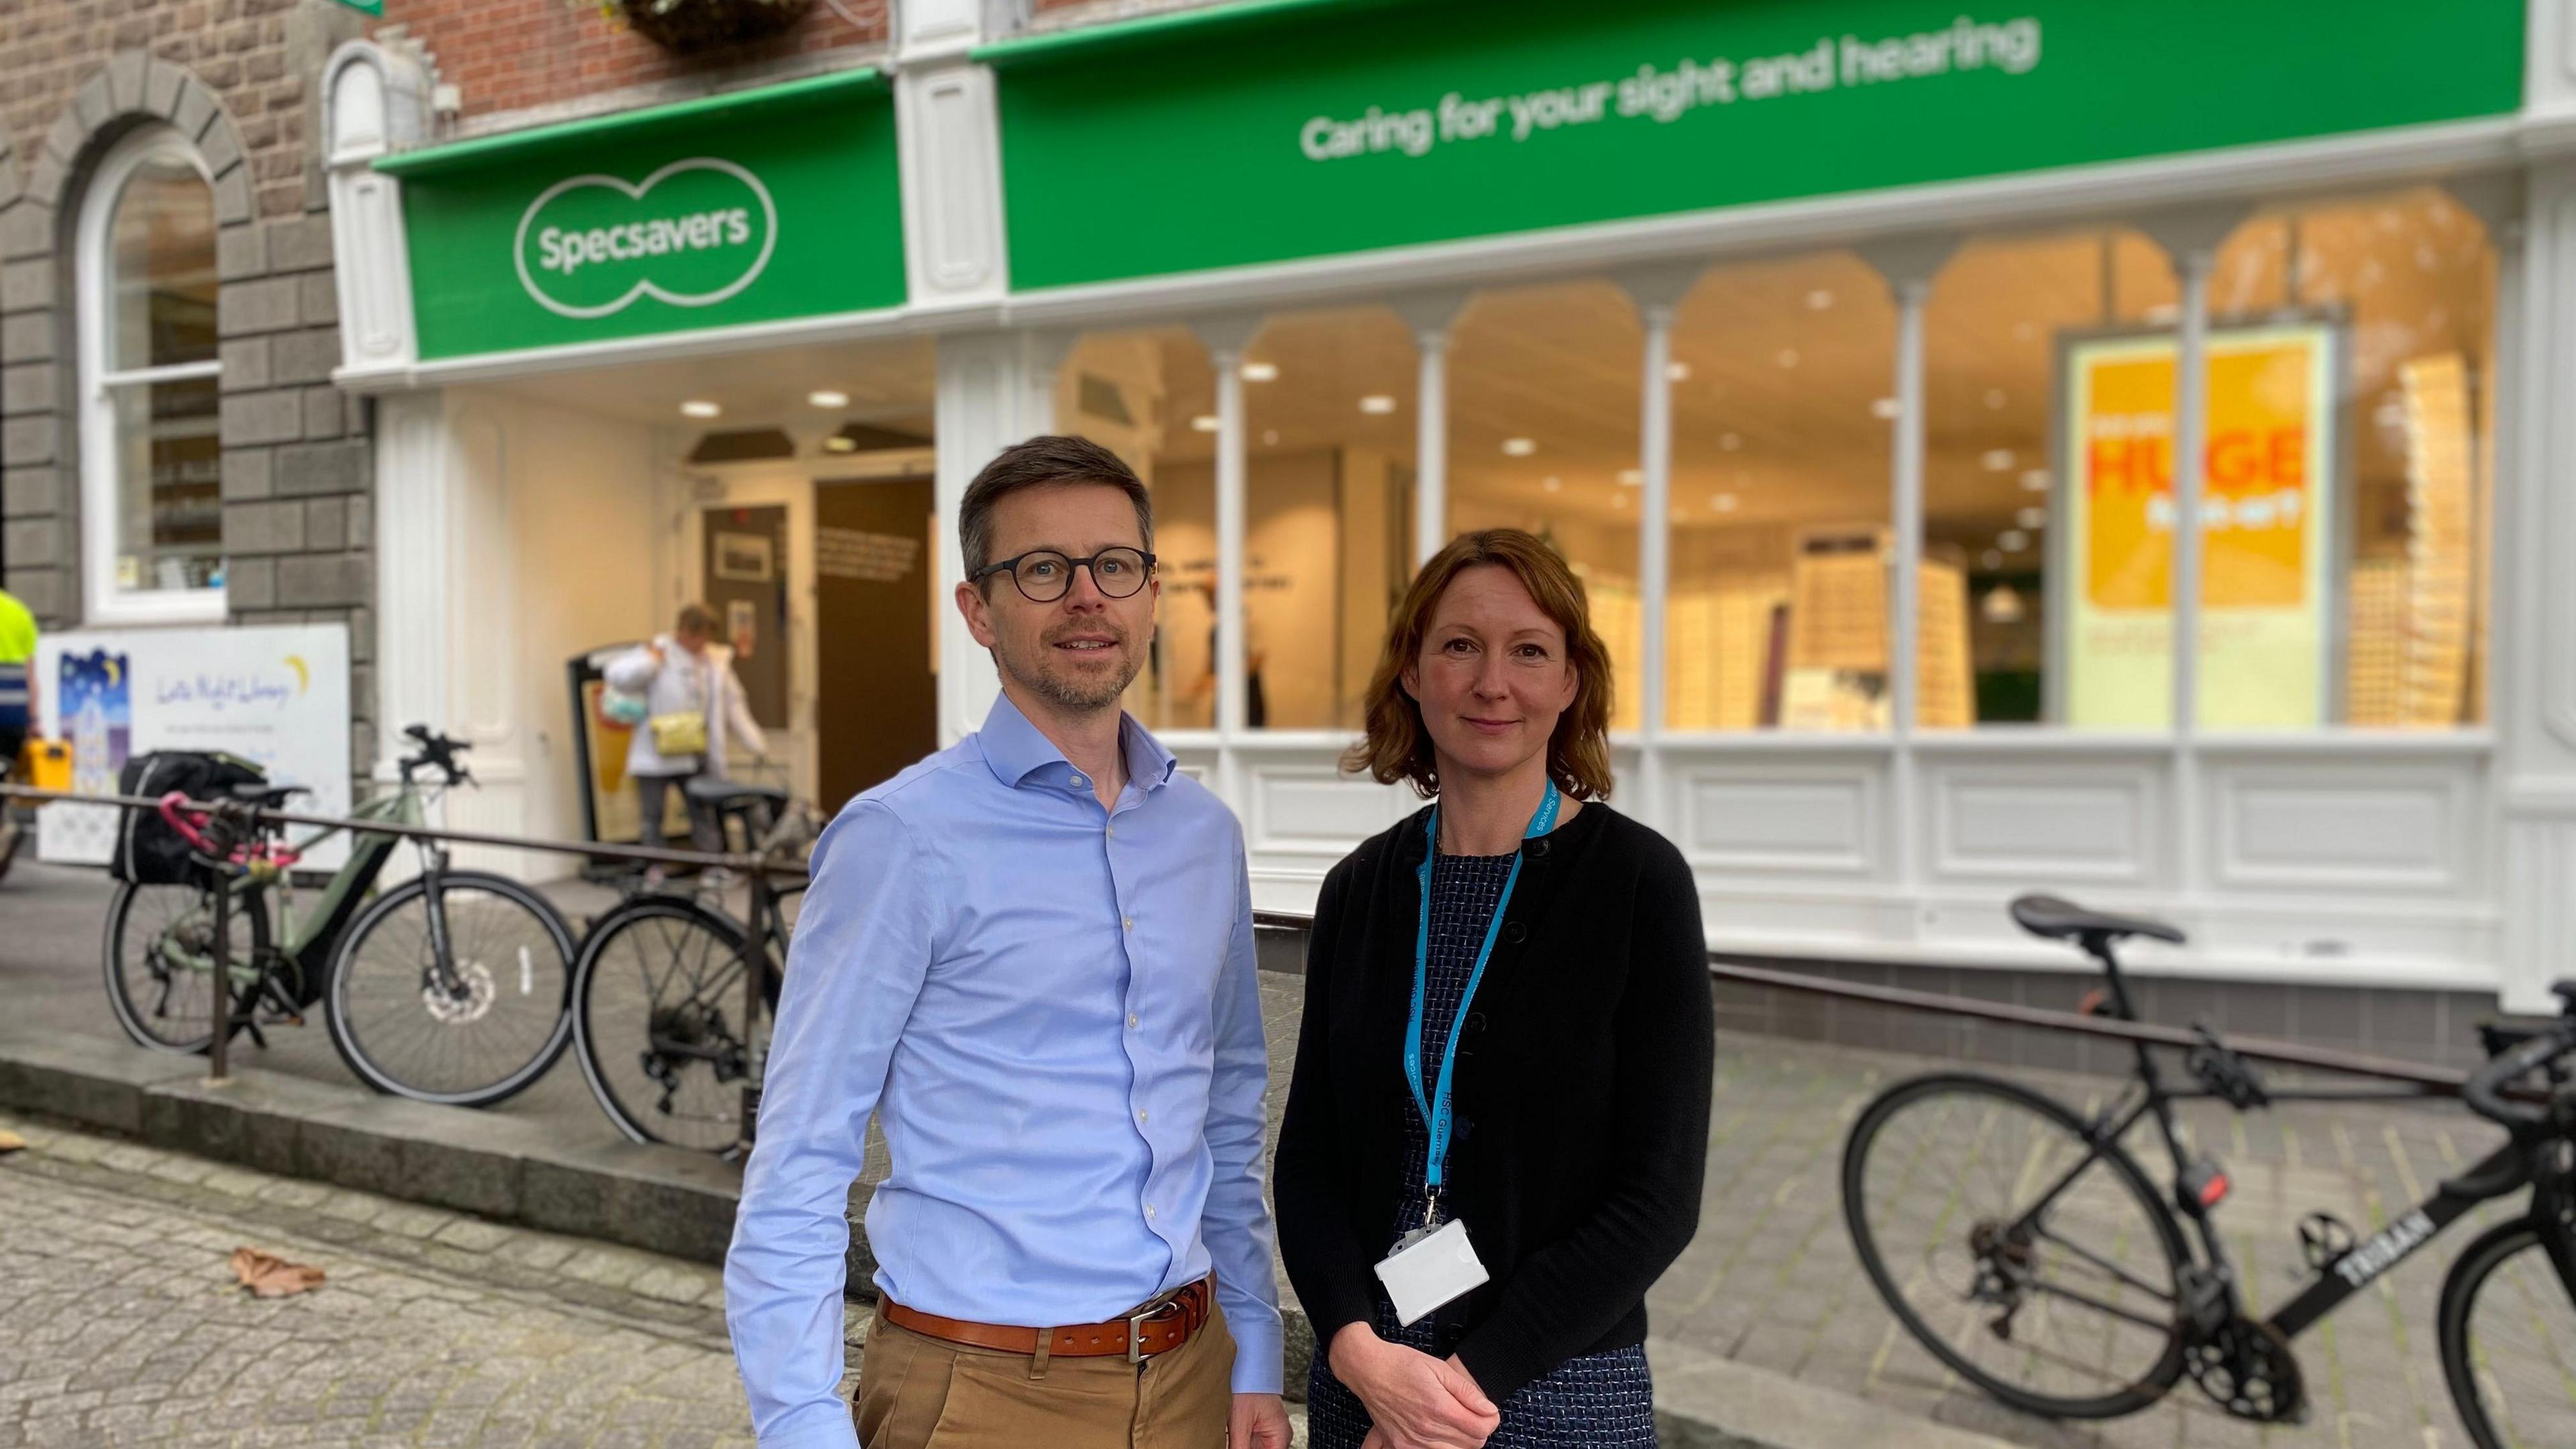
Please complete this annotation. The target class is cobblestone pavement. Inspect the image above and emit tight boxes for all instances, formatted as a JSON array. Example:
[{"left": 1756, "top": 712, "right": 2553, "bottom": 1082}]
[{"left": 0, "top": 1108, "right": 791, "bottom": 1448}]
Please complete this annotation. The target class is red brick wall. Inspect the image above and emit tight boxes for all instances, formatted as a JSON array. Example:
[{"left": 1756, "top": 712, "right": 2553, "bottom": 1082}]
[
  {"left": 376, "top": 0, "right": 888, "bottom": 127},
  {"left": 0, "top": 0, "right": 335, "bottom": 223}
]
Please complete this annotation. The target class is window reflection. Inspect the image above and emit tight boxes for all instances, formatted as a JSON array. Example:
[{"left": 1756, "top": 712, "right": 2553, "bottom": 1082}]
[
  {"left": 1055, "top": 328, "right": 1216, "bottom": 731},
  {"left": 1242, "top": 307, "right": 1417, "bottom": 731},
  {"left": 1668, "top": 252, "right": 1896, "bottom": 731},
  {"left": 2206, "top": 189, "right": 2493, "bottom": 729},
  {"left": 109, "top": 153, "right": 217, "bottom": 372},
  {"left": 1923, "top": 229, "right": 2176, "bottom": 726},
  {"left": 1447, "top": 281, "right": 1642, "bottom": 732}
]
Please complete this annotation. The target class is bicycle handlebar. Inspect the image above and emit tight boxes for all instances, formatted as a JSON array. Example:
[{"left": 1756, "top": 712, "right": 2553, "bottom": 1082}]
[
  {"left": 398, "top": 723, "right": 473, "bottom": 787},
  {"left": 2462, "top": 1023, "right": 2576, "bottom": 1131}
]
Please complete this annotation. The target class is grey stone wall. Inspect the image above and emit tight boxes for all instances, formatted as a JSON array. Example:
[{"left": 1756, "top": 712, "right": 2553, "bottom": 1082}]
[{"left": 0, "top": 10, "right": 374, "bottom": 778}]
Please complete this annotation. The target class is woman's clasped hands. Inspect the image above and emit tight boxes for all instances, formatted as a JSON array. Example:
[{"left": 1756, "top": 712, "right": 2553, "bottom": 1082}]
[{"left": 1329, "top": 1323, "right": 1501, "bottom": 1449}]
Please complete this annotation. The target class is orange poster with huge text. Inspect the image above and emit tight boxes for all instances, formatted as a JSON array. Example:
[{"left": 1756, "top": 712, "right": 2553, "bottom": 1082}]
[{"left": 2063, "top": 325, "right": 2334, "bottom": 729}]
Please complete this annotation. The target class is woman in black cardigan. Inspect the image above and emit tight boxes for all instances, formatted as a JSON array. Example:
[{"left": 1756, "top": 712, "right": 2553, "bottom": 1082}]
[{"left": 1276, "top": 529, "right": 1714, "bottom": 1449}]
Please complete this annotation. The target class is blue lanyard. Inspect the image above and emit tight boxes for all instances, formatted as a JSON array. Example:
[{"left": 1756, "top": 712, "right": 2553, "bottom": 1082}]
[{"left": 1405, "top": 780, "right": 1560, "bottom": 1212}]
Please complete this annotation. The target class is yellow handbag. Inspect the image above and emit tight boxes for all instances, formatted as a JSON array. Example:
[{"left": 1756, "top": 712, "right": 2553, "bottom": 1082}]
[{"left": 647, "top": 710, "right": 708, "bottom": 757}]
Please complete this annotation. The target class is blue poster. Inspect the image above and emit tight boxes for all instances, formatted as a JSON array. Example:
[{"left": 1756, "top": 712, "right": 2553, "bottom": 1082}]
[{"left": 58, "top": 649, "right": 131, "bottom": 795}]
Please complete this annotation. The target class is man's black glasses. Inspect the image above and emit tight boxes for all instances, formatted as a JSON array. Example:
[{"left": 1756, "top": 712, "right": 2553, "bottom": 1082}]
[{"left": 972, "top": 547, "right": 1157, "bottom": 602}]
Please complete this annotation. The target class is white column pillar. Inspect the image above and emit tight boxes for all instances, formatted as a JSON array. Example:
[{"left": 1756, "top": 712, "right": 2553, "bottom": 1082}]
[
  {"left": 1213, "top": 344, "right": 1249, "bottom": 738},
  {"left": 1857, "top": 238, "right": 1955, "bottom": 906},
  {"left": 1638, "top": 301, "right": 1674, "bottom": 755},
  {"left": 2141, "top": 207, "right": 2241, "bottom": 910},
  {"left": 933, "top": 331, "right": 1044, "bottom": 744},
  {"left": 1414, "top": 331, "right": 1448, "bottom": 567},
  {"left": 2498, "top": 164, "right": 2576, "bottom": 1012},
  {"left": 1392, "top": 292, "right": 1466, "bottom": 568},
  {"left": 370, "top": 390, "right": 450, "bottom": 784},
  {"left": 893, "top": 0, "right": 1008, "bottom": 311},
  {"left": 321, "top": 43, "right": 426, "bottom": 378}
]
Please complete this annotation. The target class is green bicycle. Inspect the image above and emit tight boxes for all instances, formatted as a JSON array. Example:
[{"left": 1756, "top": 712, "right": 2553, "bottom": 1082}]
[{"left": 101, "top": 725, "right": 580, "bottom": 1108}]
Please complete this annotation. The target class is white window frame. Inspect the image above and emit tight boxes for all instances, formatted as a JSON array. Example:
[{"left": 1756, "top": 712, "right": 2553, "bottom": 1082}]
[{"left": 76, "top": 123, "right": 226, "bottom": 627}]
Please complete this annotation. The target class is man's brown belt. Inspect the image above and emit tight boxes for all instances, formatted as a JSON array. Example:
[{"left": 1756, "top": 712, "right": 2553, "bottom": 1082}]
[{"left": 880, "top": 1277, "right": 1212, "bottom": 1364}]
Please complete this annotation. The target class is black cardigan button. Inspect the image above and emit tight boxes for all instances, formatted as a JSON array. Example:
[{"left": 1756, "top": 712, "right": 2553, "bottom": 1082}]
[
  {"left": 1466, "top": 1011, "right": 1487, "bottom": 1036},
  {"left": 1527, "top": 838, "right": 1550, "bottom": 859},
  {"left": 1503, "top": 920, "right": 1526, "bottom": 945}
]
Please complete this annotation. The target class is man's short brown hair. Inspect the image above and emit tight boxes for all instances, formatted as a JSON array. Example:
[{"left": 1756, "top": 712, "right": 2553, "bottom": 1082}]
[
  {"left": 676, "top": 602, "right": 718, "bottom": 637},
  {"left": 1342, "top": 528, "right": 1616, "bottom": 801},
  {"left": 958, "top": 435, "right": 1155, "bottom": 590}
]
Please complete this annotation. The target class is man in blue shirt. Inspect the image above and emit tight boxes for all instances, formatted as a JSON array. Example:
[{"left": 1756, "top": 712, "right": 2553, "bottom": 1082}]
[{"left": 726, "top": 435, "right": 1289, "bottom": 1449}]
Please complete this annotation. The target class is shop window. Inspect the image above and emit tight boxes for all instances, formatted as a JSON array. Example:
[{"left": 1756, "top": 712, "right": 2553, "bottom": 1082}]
[
  {"left": 77, "top": 125, "right": 223, "bottom": 624},
  {"left": 1241, "top": 307, "right": 1417, "bottom": 731},
  {"left": 1668, "top": 252, "right": 1897, "bottom": 732},
  {"left": 1922, "top": 229, "right": 2177, "bottom": 727},
  {"left": 2200, "top": 190, "right": 2494, "bottom": 729},
  {"left": 1447, "top": 281, "right": 1642, "bottom": 731},
  {"left": 1056, "top": 328, "right": 1216, "bottom": 731}
]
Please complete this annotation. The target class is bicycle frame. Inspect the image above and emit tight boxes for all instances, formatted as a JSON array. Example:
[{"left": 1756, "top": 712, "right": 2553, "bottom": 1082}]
[{"left": 2012, "top": 933, "right": 2576, "bottom": 1355}]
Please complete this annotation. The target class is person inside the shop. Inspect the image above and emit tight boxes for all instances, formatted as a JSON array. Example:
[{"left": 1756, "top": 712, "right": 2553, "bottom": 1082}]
[
  {"left": 724, "top": 434, "right": 1291, "bottom": 1449},
  {"left": 1276, "top": 527, "right": 1714, "bottom": 1449},
  {"left": 604, "top": 602, "right": 765, "bottom": 881}
]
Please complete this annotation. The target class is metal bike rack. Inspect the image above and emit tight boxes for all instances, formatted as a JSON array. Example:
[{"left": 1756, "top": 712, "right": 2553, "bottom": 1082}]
[{"left": 1, "top": 783, "right": 804, "bottom": 1109}]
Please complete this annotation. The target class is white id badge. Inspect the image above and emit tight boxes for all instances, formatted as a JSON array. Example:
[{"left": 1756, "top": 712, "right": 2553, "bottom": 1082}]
[{"left": 1373, "top": 1218, "right": 1491, "bottom": 1327}]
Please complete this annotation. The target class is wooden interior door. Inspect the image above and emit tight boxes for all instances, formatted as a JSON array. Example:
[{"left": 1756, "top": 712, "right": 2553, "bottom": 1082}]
[{"left": 814, "top": 477, "right": 938, "bottom": 812}]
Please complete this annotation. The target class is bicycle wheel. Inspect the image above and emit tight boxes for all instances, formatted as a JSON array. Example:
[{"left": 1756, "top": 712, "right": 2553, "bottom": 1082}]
[
  {"left": 325, "top": 871, "right": 578, "bottom": 1107},
  {"left": 2440, "top": 1217, "right": 2576, "bottom": 1448},
  {"left": 572, "top": 897, "right": 765, "bottom": 1151},
  {"left": 101, "top": 879, "right": 270, "bottom": 1053},
  {"left": 1843, "top": 1072, "right": 2191, "bottom": 1419}
]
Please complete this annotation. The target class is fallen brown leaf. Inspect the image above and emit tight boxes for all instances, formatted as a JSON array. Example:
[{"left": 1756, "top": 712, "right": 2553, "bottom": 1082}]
[
  {"left": 0, "top": 1129, "right": 25, "bottom": 1154},
  {"left": 229, "top": 1246, "right": 325, "bottom": 1299}
]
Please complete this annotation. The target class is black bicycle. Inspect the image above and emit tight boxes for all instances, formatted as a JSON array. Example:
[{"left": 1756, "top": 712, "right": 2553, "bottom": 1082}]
[
  {"left": 568, "top": 777, "right": 811, "bottom": 1153},
  {"left": 1841, "top": 894, "right": 2576, "bottom": 1446}
]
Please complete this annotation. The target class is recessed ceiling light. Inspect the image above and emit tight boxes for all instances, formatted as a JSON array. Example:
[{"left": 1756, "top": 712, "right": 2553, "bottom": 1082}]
[
  {"left": 1982, "top": 549, "right": 2004, "bottom": 570},
  {"left": 1261, "top": 429, "right": 1279, "bottom": 446},
  {"left": 1984, "top": 388, "right": 2008, "bottom": 410},
  {"left": 1998, "top": 529, "right": 2030, "bottom": 552},
  {"left": 1191, "top": 415, "right": 1220, "bottom": 433},
  {"left": 822, "top": 435, "right": 856, "bottom": 453},
  {"left": 1776, "top": 349, "right": 1800, "bottom": 369},
  {"left": 1240, "top": 361, "right": 1279, "bottom": 382},
  {"left": 1502, "top": 437, "right": 1538, "bottom": 457},
  {"left": 1711, "top": 493, "right": 1739, "bottom": 513},
  {"left": 680, "top": 400, "right": 721, "bottom": 419},
  {"left": 1616, "top": 468, "right": 1644, "bottom": 487},
  {"left": 1981, "top": 448, "right": 2016, "bottom": 472},
  {"left": 1358, "top": 394, "right": 1397, "bottom": 415},
  {"left": 1719, "top": 432, "right": 1741, "bottom": 452},
  {"left": 1542, "top": 476, "right": 1563, "bottom": 492},
  {"left": 2021, "top": 469, "right": 2051, "bottom": 492},
  {"left": 2017, "top": 506, "right": 2047, "bottom": 530},
  {"left": 1870, "top": 397, "right": 1900, "bottom": 420},
  {"left": 807, "top": 390, "right": 849, "bottom": 409},
  {"left": 1611, "top": 492, "right": 1629, "bottom": 508},
  {"left": 1666, "top": 362, "right": 1693, "bottom": 382},
  {"left": 1806, "top": 289, "right": 1835, "bottom": 310}
]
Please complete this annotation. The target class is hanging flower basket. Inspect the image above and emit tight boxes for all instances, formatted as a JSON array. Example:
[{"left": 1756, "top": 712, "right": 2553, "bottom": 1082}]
[{"left": 608, "top": 0, "right": 812, "bottom": 52}]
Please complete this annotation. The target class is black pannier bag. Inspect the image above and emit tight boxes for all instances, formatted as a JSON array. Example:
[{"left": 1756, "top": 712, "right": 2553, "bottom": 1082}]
[{"left": 111, "top": 751, "right": 266, "bottom": 885}]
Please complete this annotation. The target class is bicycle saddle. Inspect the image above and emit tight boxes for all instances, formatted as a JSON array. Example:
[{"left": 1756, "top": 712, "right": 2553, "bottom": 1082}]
[
  {"left": 226, "top": 783, "right": 311, "bottom": 807},
  {"left": 684, "top": 777, "right": 789, "bottom": 813},
  {"left": 2010, "top": 893, "right": 2187, "bottom": 946}
]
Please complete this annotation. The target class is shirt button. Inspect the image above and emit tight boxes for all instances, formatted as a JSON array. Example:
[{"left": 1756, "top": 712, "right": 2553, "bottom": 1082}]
[
  {"left": 1138, "top": 1110, "right": 1149, "bottom": 1124},
  {"left": 1122, "top": 916, "right": 1134, "bottom": 931},
  {"left": 1146, "top": 1205, "right": 1157, "bottom": 1220},
  {"left": 1128, "top": 1014, "right": 1140, "bottom": 1029},
  {"left": 1106, "top": 825, "right": 1116, "bottom": 839},
  {"left": 1071, "top": 775, "right": 1087, "bottom": 789}
]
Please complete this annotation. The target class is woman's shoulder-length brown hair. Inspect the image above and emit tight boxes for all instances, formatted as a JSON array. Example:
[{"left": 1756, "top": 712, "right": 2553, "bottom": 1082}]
[{"left": 1342, "top": 528, "right": 1615, "bottom": 802}]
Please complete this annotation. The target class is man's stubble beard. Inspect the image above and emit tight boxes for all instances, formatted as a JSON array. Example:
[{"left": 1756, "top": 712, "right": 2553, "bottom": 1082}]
[{"left": 996, "top": 629, "right": 1144, "bottom": 714}]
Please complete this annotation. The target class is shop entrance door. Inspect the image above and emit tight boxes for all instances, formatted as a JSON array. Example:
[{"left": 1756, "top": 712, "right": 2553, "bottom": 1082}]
[{"left": 814, "top": 476, "right": 938, "bottom": 812}]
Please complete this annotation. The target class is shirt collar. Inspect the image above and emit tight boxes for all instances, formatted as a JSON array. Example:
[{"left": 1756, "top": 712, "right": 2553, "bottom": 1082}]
[{"left": 976, "top": 690, "right": 1178, "bottom": 796}]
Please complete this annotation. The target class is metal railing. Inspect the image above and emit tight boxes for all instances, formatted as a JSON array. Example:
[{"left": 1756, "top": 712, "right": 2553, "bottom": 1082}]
[
  {"left": 1254, "top": 908, "right": 2483, "bottom": 1095},
  {"left": 9, "top": 787, "right": 2489, "bottom": 1099},
  {"left": 1, "top": 782, "right": 804, "bottom": 1084}
]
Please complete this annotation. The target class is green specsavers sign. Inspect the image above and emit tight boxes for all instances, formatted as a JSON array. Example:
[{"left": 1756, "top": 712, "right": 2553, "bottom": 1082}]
[
  {"left": 380, "top": 70, "right": 904, "bottom": 360},
  {"left": 983, "top": 0, "right": 2523, "bottom": 291}
]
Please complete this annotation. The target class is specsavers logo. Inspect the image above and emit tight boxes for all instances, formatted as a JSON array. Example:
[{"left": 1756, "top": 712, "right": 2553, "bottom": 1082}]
[{"left": 513, "top": 158, "right": 778, "bottom": 319}]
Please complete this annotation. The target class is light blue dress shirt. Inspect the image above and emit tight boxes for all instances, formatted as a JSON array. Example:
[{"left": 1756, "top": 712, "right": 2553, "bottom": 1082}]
[{"left": 725, "top": 692, "right": 1283, "bottom": 1447}]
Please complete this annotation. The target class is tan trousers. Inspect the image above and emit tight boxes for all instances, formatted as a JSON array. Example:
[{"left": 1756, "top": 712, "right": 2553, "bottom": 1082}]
[{"left": 853, "top": 1297, "right": 1238, "bottom": 1449}]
